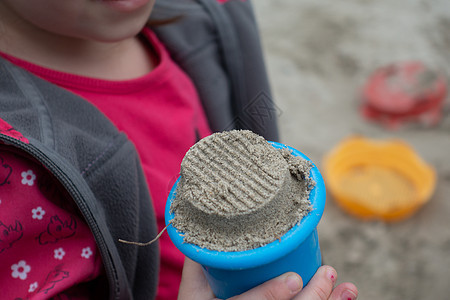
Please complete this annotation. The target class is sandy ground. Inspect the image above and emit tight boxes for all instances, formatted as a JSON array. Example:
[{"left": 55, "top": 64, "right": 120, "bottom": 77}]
[{"left": 253, "top": 1, "right": 450, "bottom": 299}]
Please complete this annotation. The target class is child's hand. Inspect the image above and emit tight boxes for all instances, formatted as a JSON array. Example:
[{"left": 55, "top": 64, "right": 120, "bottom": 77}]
[{"left": 178, "top": 258, "right": 358, "bottom": 300}]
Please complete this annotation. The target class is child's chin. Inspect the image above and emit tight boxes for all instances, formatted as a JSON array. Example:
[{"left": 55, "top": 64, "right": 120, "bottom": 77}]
[{"left": 83, "top": 22, "right": 148, "bottom": 43}]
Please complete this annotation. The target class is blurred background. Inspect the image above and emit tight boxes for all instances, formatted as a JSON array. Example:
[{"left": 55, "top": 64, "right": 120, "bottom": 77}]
[{"left": 253, "top": 0, "right": 450, "bottom": 299}]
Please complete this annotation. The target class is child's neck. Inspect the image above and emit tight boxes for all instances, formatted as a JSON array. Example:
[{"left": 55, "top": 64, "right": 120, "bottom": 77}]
[{"left": 0, "top": 9, "right": 155, "bottom": 80}]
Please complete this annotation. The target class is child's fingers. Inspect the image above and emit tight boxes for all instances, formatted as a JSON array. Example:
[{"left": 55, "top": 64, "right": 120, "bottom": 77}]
[
  {"left": 294, "top": 265, "right": 337, "bottom": 300},
  {"left": 229, "top": 272, "right": 304, "bottom": 300},
  {"left": 179, "top": 260, "right": 358, "bottom": 300},
  {"left": 328, "top": 282, "right": 358, "bottom": 300},
  {"left": 295, "top": 266, "right": 358, "bottom": 300}
]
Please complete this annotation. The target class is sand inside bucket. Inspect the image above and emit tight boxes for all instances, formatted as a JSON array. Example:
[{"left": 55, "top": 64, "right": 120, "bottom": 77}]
[{"left": 170, "top": 130, "right": 315, "bottom": 252}]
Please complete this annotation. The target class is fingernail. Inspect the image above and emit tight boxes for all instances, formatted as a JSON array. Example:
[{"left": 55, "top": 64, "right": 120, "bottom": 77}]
[
  {"left": 341, "top": 289, "right": 357, "bottom": 300},
  {"left": 327, "top": 267, "right": 337, "bottom": 284},
  {"left": 285, "top": 274, "right": 302, "bottom": 293}
]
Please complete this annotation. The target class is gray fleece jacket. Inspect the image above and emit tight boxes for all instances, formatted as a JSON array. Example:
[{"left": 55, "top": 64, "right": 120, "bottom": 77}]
[{"left": 0, "top": 0, "right": 278, "bottom": 299}]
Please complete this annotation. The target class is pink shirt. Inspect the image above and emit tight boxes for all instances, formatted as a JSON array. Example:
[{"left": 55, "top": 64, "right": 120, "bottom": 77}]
[
  {"left": 1, "top": 28, "right": 212, "bottom": 299},
  {"left": 0, "top": 144, "right": 104, "bottom": 299}
]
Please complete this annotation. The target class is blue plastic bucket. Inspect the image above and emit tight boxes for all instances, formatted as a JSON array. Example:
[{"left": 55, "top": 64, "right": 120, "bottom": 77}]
[{"left": 165, "top": 142, "right": 326, "bottom": 299}]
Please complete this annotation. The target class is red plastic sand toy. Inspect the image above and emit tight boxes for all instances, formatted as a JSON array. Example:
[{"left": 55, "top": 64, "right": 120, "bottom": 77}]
[{"left": 361, "top": 61, "right": 447, "bottom": 129}]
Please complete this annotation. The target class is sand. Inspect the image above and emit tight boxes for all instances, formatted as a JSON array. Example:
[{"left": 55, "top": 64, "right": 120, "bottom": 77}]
[
  {"left": 253, "top": 2, "right": 450, "bottom": 297},
  {"left": 170, "top": 130, "right": 315, "bottom": 252}
]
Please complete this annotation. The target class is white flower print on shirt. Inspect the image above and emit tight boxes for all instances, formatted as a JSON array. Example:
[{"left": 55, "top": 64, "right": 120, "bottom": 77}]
[
  {"left": 11, "top": 260, "right": 31, "bottom": 280},
  {"left": 21, "top": 170, "right": 36, "bottom": 186},
  {"left": 54, "top": 248, "right": 65, "bottom": 260},
  {"left": 32, "top": 206, "right": 46, "bottom": 220},
  {"left": 29, "top": 281, "right": 38, "bottom": 293},
  {"left": 81, "top": 247, "right": 93, "bottom": 259}
]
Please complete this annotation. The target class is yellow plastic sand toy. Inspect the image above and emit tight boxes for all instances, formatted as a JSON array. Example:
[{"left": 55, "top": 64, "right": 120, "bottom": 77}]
[{"left": 323, "top": 136, "right": 436, "bottom": 221}]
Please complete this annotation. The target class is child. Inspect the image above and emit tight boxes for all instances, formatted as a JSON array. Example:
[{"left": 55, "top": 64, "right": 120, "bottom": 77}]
[{"left": 0, "top": 0, "right": 358, "bottom": 299}]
